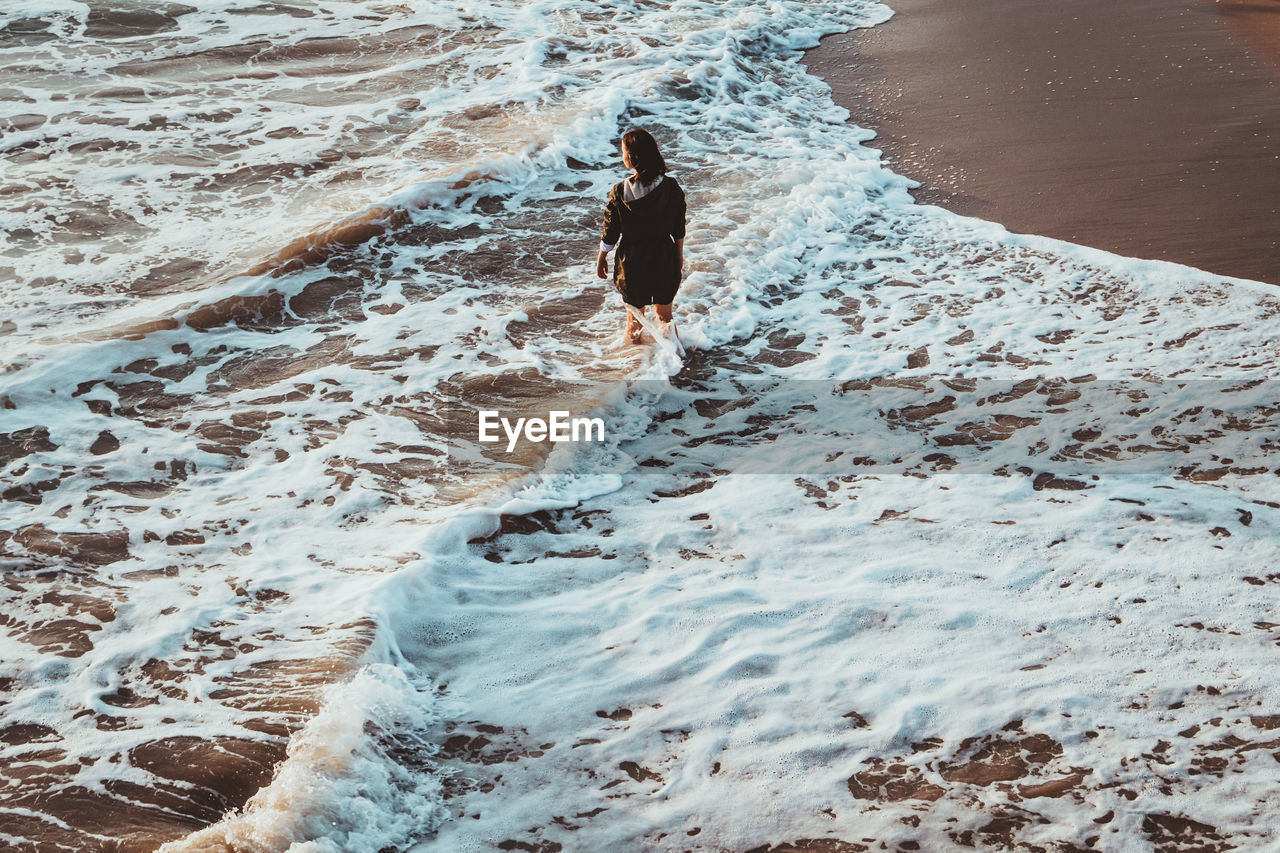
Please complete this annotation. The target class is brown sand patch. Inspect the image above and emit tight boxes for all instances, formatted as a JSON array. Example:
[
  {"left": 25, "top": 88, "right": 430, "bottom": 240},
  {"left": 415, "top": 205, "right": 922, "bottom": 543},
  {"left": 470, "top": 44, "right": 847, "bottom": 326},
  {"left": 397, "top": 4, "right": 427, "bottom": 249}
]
[
  {"left": 0, "top": 426, "right": 58, "bottom": 466},
  {"left": 938, "top": 731, "right": 1063, "bottom": 786},
  {"left": 1143, "top": 812, "right": 1234, "bottom": 852},
  {"left": 847, "top": 757, "right": 945, "bottom": 802},
  {"left": 436, "top": 721, "right": 555, "bottom": 800},
  {"left": 844, "top": 723, "right": 1083, "bottom": 811},
  {"left": 11, "top": 524, "right": 131, "bottom": 566},
  {"left": 745, "top": 842, "right": 871, "bottom": 853}
]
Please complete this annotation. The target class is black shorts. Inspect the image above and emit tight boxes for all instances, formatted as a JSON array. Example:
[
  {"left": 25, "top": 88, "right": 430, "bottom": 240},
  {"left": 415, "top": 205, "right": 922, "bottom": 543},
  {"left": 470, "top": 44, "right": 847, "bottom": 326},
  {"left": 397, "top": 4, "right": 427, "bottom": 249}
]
[{"left": 614, "top": 238, "right": 680, "bottom": 307}]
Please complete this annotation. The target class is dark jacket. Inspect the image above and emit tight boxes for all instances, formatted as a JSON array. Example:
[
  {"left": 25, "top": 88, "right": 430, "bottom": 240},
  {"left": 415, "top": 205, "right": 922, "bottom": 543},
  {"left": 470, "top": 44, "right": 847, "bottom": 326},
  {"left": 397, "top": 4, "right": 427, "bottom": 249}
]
[{"left": 601, "top": 175, "right": 686, "bottom": 306}]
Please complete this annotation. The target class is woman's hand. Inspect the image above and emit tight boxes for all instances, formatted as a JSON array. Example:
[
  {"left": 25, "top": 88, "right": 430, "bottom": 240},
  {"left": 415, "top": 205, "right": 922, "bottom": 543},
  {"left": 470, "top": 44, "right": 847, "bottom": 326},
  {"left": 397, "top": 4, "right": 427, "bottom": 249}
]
[{"left": 596, "top": 251, "right": 609, "bottom": 279}]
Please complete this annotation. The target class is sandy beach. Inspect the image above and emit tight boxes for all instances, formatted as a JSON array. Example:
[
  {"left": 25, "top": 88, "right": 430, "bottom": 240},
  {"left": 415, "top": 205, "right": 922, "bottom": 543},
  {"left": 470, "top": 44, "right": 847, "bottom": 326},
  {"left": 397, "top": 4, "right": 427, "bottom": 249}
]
[{"left": 805, "top": 0, "right": 1280, "bottom": 284}]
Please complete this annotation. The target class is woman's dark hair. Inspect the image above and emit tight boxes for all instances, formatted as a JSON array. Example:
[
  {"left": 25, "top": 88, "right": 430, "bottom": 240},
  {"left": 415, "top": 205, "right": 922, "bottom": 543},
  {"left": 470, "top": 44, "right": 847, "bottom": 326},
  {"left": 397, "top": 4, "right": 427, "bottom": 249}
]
[{"left": 622, "top": 128, "right": 667, "bottom": 184}]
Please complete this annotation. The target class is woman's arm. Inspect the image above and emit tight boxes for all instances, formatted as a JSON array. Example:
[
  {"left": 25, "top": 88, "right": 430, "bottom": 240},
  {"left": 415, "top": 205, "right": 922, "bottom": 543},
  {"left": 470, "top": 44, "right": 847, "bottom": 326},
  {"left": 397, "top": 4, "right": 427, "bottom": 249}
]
[{"left": 598, "top": 188, "right": 620, "bottom": 279}]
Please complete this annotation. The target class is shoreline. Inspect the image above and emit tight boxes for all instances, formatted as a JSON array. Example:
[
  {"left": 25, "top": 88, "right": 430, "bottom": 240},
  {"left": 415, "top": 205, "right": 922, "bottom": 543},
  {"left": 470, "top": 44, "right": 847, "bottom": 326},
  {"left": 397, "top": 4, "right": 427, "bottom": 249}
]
[{"left": 804, "top": 0, "right": 1280, "bottom": 285}]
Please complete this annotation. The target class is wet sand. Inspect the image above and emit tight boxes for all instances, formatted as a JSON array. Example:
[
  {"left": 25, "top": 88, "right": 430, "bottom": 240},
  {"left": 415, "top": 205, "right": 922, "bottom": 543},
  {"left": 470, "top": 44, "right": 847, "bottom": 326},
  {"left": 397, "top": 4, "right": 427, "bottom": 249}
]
[{"left": 806, "top": 0, "right": 1280, "bottom": 284}]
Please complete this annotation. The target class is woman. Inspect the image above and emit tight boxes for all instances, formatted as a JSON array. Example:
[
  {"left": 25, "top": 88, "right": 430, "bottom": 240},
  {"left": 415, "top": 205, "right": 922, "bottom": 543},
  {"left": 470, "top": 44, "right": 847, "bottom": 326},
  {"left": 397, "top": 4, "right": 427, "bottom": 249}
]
[{"left": 595, "top": 128, "right": 686, "bottom": 345}]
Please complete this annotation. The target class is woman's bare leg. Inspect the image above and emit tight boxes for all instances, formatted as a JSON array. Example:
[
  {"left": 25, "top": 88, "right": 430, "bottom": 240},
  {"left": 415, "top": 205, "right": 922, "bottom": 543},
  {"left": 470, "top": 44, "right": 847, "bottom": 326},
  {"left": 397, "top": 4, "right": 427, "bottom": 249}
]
[
  {"left": 625, "top": 305, "right": 644, "bottom": 343},
  {"left": 654, "top": 302, "right": 677, "bottom": 340}
]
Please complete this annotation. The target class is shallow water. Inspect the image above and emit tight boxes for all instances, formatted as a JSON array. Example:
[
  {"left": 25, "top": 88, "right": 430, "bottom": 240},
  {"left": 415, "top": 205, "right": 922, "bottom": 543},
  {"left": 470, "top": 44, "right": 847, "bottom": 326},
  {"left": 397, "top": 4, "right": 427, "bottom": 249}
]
[{"left": 3, "top": 1, "right": 1280, "bottom": 852}]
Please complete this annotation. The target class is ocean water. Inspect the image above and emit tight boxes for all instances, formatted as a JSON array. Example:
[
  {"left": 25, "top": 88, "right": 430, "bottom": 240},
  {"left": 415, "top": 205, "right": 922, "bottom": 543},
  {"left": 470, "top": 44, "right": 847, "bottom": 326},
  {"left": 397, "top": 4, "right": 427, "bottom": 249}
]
[{"left": 5, "top": 1, "right": 1280, "bottom": 851}]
